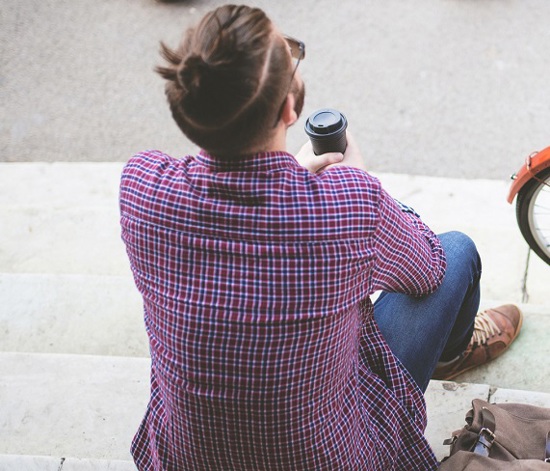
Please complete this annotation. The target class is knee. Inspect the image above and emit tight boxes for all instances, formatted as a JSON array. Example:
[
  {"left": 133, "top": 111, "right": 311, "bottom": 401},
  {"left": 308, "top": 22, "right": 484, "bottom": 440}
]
[{"left": 438, "top": 231, "right": 482, "bottom": 274}]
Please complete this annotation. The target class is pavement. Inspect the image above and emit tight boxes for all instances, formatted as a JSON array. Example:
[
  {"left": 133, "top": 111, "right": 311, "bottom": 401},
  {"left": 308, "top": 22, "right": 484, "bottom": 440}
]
[
  {"left": 2, "top": 0, "right": 550, "bottom": 179},
  {"left": 1, "top": 162, "right": 549, "bottom": 470}
]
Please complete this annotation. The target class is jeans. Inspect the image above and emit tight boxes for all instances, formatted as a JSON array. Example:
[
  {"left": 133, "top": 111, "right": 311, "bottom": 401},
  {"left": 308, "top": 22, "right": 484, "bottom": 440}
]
[{"left": 374, "top": 231, "right": 482, "bottom": 392}]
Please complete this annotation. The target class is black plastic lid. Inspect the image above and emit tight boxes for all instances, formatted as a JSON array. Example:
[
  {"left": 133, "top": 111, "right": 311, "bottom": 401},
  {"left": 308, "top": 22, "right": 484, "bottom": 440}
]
[{"left": 306, "top": 109, "right": 344, "bottom": 135}]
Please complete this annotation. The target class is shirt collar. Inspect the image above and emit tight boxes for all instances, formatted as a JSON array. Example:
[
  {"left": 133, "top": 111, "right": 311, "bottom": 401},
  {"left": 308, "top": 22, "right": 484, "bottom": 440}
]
[{"left": 195, "top": 149, "right": 298, "bottom": 172}]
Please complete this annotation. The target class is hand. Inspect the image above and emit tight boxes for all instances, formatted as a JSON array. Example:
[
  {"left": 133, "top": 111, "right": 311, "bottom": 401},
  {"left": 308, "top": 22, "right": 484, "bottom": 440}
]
[
  {"left": 295, "top": 140, "right": 344, "bottom": 174},
  {"left": 295, "top": 131, "right": 367, "bottom": 174},
  {"left": 325, "top": 131, "right": 367, "bottom": 173}
]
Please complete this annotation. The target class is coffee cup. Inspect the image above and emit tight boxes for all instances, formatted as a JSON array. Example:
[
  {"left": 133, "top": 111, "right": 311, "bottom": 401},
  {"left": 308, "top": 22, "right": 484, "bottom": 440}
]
[{"left": 304, "top": 108, "right": 348, "bottom": 155}]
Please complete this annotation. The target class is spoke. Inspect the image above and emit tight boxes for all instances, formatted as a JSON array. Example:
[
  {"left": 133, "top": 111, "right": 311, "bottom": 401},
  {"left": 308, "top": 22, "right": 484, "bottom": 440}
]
[{"left": 526, "top": 172, "right": 550, "bottom": 259}]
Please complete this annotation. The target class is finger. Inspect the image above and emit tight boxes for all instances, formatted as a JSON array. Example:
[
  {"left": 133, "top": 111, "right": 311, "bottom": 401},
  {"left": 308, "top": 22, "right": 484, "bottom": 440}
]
[
  {"left": 314, "top": 152, "right": 344, "bottom": 173},
  {"left": 321, "top": 151, "right": 345, "bottom": 165}
]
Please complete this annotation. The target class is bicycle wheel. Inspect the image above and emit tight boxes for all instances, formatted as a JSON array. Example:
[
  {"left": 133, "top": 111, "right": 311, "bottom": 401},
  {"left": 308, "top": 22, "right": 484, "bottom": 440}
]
[{"left": 516, "top": 167, "right": 550, "bottom": 265}]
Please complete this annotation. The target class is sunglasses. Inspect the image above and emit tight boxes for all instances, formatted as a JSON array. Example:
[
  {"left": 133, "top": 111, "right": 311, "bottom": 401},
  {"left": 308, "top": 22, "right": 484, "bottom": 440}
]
[
  {"left": 283, "top": 35, "right": 305, "bottom": 92},
  {"left": 273, "top": 36, "right": 306, "bottom": 126},
  {"left": 285, "top": 35, "right": 306, "bottom": 66}
]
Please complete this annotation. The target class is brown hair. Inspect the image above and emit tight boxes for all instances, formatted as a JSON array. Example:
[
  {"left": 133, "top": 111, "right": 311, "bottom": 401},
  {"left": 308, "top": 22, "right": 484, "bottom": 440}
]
[{"left": 155, "top": 5, "right": 292, "bottom": 158}]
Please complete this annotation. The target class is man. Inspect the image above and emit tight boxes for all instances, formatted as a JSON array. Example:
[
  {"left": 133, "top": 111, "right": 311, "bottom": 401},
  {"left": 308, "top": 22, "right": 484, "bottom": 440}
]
[{"left": 120, "top": 5, "right": 522, "bottom": 470}]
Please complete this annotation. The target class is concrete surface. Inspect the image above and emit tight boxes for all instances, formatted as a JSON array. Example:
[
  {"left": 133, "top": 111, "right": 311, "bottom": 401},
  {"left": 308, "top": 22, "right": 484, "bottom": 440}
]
[
  {"left": 1, "top": 274, "right": 549, "bottom": 390},
  {"left": 424, "top": 381, "right": 491, "bottom": 460},
  {"left": 1, "top": 162, "right": 549, "bottom": 390},
  {"left": 1, "top": 162, "right": 546, "bottom": 303},
  {"left": 2, "top": 0, "right": 550, "bottom": 179},
  {"left": 0, "top": 351, "right": 549, "bottom": 464},
  {"left": 61, "top": 458, "right": 137, "bottom": 471},
  {"left": 0, "top": 161, "right": 549, "bottom": 468},
  {"left": 454, "top": 303, "right": 550, "bottom": 391},
  {"left": 0, "top": 455, "right": 61, "bottom": 471},
  {"left": 1, "top": 275, "right": 549, "bottom": 391},
  {"left": 0, "top": 352, "right": 150, "bottom": 462},
  {"left": 0, "top": 274, "right": 148, "bottom": 357},
  {"left": 0, "top": 455, "right": 137, "bottom": 471}
]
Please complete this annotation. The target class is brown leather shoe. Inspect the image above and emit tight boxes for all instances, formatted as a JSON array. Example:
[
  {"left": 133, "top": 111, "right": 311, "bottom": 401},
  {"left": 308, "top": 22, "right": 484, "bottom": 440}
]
[{"left": 432, "top": 304, "right": 523, "bottom": 381}]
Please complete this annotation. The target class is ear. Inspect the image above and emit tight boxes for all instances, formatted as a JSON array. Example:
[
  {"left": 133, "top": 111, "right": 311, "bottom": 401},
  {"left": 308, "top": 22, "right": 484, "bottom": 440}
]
[{"left": 280, "top": 93, "right": 298, "bottom": 127}]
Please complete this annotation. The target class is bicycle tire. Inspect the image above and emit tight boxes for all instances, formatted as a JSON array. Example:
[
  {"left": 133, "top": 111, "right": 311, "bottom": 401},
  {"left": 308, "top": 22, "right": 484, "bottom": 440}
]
[{"left": 516, "top": 167, "right": 550, "bottom": 265}]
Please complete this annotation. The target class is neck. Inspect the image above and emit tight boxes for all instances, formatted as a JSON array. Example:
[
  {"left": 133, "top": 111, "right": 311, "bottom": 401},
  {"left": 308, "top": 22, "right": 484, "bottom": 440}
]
[
  {"left": 254, "top": 122, "right": 287, "bottom": 154},
  {"left": 225, "top": 121, "right": 289, "bottom": 156}
]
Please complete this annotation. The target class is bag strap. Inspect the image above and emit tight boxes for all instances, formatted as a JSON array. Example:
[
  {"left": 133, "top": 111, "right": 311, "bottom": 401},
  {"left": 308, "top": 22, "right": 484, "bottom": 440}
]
[
  {"left": 471, "top": 407, "right": 550, "bottom": 462},
  {"left": 471, "top": 407, "right": 496, "bottom": 457}
]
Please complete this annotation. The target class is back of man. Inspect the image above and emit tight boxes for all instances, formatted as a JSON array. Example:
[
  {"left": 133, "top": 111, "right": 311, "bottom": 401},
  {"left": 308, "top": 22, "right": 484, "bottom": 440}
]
[
  {"left": 121, "top": 148, "right": 442, "bottom": 470},
  {"left": 120, "top": 4, "right": 445, "bottom": 470}
]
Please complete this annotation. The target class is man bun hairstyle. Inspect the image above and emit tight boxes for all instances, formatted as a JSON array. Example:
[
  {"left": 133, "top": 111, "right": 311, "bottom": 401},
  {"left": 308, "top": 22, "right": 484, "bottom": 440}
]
[{"left": 156, "top": 5, "right": 292, "bottom": 158}]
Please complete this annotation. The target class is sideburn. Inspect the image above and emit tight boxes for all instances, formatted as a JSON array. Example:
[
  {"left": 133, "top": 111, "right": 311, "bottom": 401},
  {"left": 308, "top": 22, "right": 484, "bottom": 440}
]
[{"left": 291, "top": 79, "right": 306, "bottom": 120}]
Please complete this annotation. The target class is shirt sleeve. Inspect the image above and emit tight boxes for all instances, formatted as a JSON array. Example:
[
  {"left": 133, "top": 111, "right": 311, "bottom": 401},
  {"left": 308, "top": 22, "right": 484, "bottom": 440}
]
[{"left": 370, "top": 185, "right": 447, "bottom": 296}]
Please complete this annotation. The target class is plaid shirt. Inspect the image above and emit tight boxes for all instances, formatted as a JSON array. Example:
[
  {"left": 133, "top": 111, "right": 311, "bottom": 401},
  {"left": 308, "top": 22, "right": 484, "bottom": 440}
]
[{"left": 120, "top": 150, "right": 446, "bottom": 471}]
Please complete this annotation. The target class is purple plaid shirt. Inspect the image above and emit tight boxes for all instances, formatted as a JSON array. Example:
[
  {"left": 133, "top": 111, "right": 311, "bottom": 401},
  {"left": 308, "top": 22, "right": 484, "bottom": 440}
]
[{"left": 120, "top": 149, "right": 446, "bottom": 470}]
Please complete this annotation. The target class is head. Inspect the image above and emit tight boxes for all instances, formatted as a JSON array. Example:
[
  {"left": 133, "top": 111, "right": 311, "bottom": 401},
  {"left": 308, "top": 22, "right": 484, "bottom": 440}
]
[{"left": 155, "top": 5, "right": 305, "bottom": 158}]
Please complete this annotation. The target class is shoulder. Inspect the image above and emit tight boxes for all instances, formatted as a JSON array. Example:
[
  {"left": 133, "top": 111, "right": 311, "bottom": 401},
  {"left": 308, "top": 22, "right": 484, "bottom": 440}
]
[
  {"left": 123, "top": 150, "right": 176, "bottom": 177},
  {"left": 121, "top": 150, "right": 194, "bottom": 185},
  {"left": 316, "top": 165, "right": 382, "bottom": 201}
]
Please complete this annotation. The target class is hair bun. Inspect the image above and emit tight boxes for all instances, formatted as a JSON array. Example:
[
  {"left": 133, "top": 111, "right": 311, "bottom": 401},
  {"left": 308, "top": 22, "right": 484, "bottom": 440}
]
[{"left": 178, "top": 54, "right": 211, "bottom": 92}]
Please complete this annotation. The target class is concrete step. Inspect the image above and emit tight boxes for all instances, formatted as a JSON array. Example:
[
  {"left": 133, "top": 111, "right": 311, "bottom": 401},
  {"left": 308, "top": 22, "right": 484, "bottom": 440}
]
[
  {"left": 0, "top": 163, "right": 129, "bottom": 276},
  {"left": 456, "top": 302, "right": 550, "bottom": 392},
  {"left": 378, "top": 173, "right": 541, "bottom": 304},
  {"left": 1, "top": 162, "right": 547, "bottom": 303},
  {"left": 1, "top": 352, "right": 549, "bottom": 464},
  {"left": 0, "top": 205, "right": 130, "bottom": 276},
  {"left": 0, "top": 455, "right": 136, "bottom": 471},
  {"left": 1, "top": 162, "right": 549, "bottom": 464},
  {"left": 1, "top": 271, "right": 548, "bottom": 391},
  {"left": 426, "top": 380, "right": 550, "bottom": 460},
  {"left": 0, "top": 352, "right": 149, "bottom": 462},
  {"left": 0, "top": 273, "right": 148, "bottom": 357}
]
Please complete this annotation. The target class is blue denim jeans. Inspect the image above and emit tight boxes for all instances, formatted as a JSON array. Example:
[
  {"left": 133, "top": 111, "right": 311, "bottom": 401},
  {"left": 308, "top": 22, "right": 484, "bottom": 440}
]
[{"left": 374, "top": 231, "right": 482, "bottom": 392}]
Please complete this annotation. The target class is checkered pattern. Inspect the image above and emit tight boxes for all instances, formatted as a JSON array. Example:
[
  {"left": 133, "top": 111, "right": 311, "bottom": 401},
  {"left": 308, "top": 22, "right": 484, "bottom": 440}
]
[{"left": 120, "top": 150, "right": 446, "bottom": 470}]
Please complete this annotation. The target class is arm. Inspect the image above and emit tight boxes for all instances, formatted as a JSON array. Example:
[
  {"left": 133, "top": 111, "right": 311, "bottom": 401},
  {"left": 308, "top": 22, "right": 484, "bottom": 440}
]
[
  {"left": 341, "top": 132, "right": 445, "bottom": 295},
  {"left": 370, "top": 186, "right": 446, "bottom": 296},
  {"left": 299, "top": 130, "right": 445, "bottom": 295},
  {"left": 317, "top": 130, "right": 445, "bottom": 295}
]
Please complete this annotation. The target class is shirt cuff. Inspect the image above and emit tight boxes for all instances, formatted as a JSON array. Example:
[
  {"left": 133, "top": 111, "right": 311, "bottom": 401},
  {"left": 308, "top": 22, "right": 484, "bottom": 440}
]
[{"left": 395, "top": 199, "right": 421, "bottom": 218}]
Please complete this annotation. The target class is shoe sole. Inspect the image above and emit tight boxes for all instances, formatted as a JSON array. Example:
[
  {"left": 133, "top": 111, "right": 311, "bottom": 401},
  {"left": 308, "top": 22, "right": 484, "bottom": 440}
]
[{"left": 438, "top": 305, "right": 524, "bottom": 382}]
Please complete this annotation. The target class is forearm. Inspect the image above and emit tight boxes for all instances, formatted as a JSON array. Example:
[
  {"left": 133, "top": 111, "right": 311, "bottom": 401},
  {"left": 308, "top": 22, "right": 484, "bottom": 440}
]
[{"left": 371, "top": 188, "right": 446, "bottom": 296}]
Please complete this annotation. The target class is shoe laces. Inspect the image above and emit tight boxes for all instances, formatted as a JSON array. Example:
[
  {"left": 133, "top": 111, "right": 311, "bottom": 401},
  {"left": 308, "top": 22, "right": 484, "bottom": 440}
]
[{"left": 471, "top": 310, "right": 501, "bottom": 346}]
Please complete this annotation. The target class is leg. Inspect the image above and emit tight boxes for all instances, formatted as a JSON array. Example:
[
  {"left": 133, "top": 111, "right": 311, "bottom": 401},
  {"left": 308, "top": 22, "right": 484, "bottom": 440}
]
[{"left": 373, "top": 231, "right": 482, "bottom": 392}]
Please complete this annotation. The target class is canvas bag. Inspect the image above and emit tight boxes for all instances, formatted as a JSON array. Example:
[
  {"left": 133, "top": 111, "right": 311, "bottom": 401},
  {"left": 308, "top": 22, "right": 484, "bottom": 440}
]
[{"left": 438, "top": 398, "right": 550, "bottom": 470}]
